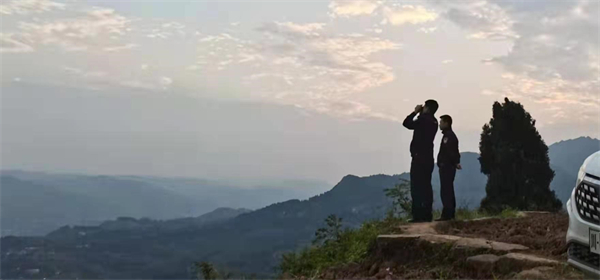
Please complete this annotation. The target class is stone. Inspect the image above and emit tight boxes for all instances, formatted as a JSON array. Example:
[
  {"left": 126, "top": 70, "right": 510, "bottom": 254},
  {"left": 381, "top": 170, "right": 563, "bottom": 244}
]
[
  {"left": 471, "top": 217, "right": 495, "bottom": 221},
  {"left": 515, "top": 269, "right": 546, "bottom": 279},
  {"left": 398, "top": 222, "right": 438, "bottom": 234},
  {"left": 466, "top": 254, "right": 500, "bottom": 270},
  {"left": 421, "top": 234, "right": 461, "bottom": 243},
  {"left": 490, "top": 241, "right": 529, "bottom": 251},
  {"left": 378, "top": 234, "right": 422, "bottom": 240},
  {"left": 378, "top": 234, "right": 529, "bottom": 253},
  {"left": 513, "top": 266, "right": 555, "bottom": 279},
  {"left": 375, "top": 269, "right": 388, "bottom": 279},
  {"left": 453, "top": 237, "right": 493, "bottom": 250},
  {"left": 516, "top": 211, "right": 551, "bottom": 218},
  {"left": 500, "top": 253, "right": 560, "bottom": 267},
  {"left": 369, "top": 263, "right": 379, "bottom": 276},
  {"left": 534, "top": 266, "right": 555, "bottom": 272}
]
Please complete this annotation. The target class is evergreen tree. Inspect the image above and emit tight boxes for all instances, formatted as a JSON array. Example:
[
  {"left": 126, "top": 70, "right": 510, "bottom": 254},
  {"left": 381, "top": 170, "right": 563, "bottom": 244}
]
[{"left": 479, "top": 98, "right": 562, "bottom": 212}]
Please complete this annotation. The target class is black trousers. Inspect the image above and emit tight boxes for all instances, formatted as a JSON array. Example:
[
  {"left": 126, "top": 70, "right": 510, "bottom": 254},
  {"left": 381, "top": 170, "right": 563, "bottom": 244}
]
[
  {"left": 410, "top": 157, "right": 434, "bottom": 221},
  {"left": 439, "top": 165, "right": 457, "bottom": 219}
]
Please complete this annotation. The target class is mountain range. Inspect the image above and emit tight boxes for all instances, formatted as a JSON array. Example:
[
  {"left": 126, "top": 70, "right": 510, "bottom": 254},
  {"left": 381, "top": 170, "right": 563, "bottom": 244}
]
[
  {"left": 1, "top": 137, "right": 598, "bottom": 278},
  {"left": 0, "top": 172, "right": 330, "bottom": 236}
]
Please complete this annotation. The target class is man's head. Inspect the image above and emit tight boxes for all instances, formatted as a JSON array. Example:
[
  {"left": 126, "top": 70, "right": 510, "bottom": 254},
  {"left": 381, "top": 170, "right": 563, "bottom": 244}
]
[
  {"left": 440, "top": 115, "right": 453, "bottom": 130},
  {"left": 423, "top": 99, "right": 438, "bottom": 114}
]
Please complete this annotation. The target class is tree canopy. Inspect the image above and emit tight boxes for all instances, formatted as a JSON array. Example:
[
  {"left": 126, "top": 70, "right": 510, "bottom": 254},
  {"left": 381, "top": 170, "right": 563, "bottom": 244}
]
[{"left": 479, "top": 98, "right": 562, "bottom": 212}]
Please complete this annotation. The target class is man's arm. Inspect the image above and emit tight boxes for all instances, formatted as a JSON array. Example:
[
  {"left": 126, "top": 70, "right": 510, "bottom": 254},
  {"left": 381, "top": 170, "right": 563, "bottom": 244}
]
[
  {"left": 403, "top": 112, "right": 419, "bottom": 129},
  {"left": 403, "top": 105, "right": 423, "bottom": 130},
  {"left": 453, "top": 135, "right": 461, "bottom": 168}
]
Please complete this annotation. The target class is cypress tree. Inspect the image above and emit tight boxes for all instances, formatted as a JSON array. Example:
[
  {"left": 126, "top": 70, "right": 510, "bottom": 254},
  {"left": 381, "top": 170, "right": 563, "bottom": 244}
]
[{"left": 479, "top": 98, "right": 562, "bottom": 213}]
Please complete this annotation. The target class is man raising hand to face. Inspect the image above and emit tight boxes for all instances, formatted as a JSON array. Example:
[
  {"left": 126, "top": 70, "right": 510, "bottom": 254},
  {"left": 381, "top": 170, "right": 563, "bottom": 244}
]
[{"left": 403, "top": 100, "right": 439, "bottom": 223}]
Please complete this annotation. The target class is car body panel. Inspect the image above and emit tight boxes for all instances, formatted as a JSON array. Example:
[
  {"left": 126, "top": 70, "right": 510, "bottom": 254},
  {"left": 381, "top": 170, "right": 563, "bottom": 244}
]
[{"left": 566, "top": 151, "right": 600, "bottom": 275}]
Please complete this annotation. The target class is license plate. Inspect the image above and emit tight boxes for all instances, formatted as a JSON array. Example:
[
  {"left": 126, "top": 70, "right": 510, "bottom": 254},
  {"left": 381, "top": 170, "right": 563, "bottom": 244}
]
[{"left": 591, "top": 229, "right": 600, "bottom": 255}]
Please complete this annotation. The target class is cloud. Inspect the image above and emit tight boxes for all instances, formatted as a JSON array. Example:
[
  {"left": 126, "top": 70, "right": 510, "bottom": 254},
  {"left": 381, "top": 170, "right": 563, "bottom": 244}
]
[
  {"left": 366, "top": 28, "right": 383, "bottom": 34},
  {"left": 418, "top": 26, "right": 438, "bottom": 33},
  {"left": 119, "top": 80, "right": 157, "bottom": 90},
  {"left": 0, "top": 33, "right": 34, "bottom": 53},
  {"left": 159, "top": 76, "right": 173, "bottom": 87},
  {"left": 486, "top": 1, "right": 598, "bottom": 82},
  {"left": 308, "top": 100, "right": 400, "bottom": 121},
  {"left": 103, "top": 43, "right": 138, "bottom": 52},
  {"left": 439, "top": 0, "right": 599, "bottom": 124},
  {"left": 328, "top": 0, "right": 382, "bottom": 18},
  {"left": 0, "top": 0, "right": 65, "bottom": 15},
  {"left": 15, "top": 7, "right": 133, "bottom": 52},
  {"left": 443, "top": 1, "right": 517, "bottom": 40},
  {"left": 480, "top": 89, "right": 495, "bottom": 96},
  {"left": 56, "top": 63, "right": 173, "bottom": 92},
  {"left": 276, "top": 22, "right": 326, "bottom": 36},
  {"left": 442, "top": 59, "right": 453, "bottom": 64},
  {"left": 120, "top": 77, "right": 174, "bottom": 91},
  {"left": 145, "top": 21, "right": 187, "bottom": 39},
  {"left": 256, "top": 21, "right": 326, "bottom": 38},
  {"left": 192, "top": 21, "right": 401, "bottom": 120},
  {"left": 63, "top": 66, "right": 107, "bottom": 78},
  {"left": 381, "top": 5, "right": 438, "bottom": 25},
  {"left": 496, "top": 73, "right": 599, "bottom": 124}
]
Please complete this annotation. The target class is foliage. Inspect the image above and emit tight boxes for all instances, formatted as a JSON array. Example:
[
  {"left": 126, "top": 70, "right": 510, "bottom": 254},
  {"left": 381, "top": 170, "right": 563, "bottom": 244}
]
[
  {"left": 279, "top": 205, "right": 524, "bottom": 278},
  {"left": 384, "top": 179, "right": 412, "bottom": 219},
  {"left": 313, "top": 215, "right": 343, "bottom": 246},
  {"left": 194, "top": 262, "right": 219, "bottom": 280},
  {"left": 479, "top": 98, "right": 562, "bottom": 213},
  {"left": 279, "top": 215, "right": 401, "bottom": 278}
]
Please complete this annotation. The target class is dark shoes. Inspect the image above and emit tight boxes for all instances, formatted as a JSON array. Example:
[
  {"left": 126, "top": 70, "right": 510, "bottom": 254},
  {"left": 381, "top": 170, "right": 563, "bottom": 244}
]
[{"left": 434, "top": 217, "right": 455, "bottom": 222}]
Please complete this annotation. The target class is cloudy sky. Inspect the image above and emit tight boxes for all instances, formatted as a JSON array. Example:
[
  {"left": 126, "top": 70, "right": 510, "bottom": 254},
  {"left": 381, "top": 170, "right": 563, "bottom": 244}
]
[{"left": 1, "top": 0, "right": 598, "bottom": 183}]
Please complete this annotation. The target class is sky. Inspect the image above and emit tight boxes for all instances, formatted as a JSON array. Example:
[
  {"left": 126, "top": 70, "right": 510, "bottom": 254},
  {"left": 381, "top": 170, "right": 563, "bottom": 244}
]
[{"left": 1, "top": 0, "right": 599, "bottom": 184}]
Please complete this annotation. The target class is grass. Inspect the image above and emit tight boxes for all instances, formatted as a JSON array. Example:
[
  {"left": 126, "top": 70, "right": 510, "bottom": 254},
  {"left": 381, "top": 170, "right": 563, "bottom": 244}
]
[
  {"left": 278, "top": 216, "right": 404, "bottom": 278},
  {"left": 279, "top": 206, "right": 523, "bottom": 278}
]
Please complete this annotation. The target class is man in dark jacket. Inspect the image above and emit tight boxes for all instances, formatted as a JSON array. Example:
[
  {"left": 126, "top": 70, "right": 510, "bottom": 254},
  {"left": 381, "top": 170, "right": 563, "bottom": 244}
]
[
  {"left": 436, "top": 115, "right": 461, "bottom": 221},
  {"left": 403, "top": 99, "right": 438, "bottom": 222}
]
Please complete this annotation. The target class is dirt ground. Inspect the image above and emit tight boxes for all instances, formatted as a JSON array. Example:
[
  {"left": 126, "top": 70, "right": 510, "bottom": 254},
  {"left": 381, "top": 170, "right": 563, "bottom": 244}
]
[{"left": 434, "top": 212, "right": 569, "bottom": 259}]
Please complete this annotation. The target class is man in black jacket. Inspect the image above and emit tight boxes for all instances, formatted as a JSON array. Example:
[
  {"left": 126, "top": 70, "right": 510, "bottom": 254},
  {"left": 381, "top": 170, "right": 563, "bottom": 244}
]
[
  {"left": 436, "top": 115, "right": 461, "bottom": 221},
  {"left": 403, "top": 100, "right": 438, "bottom": 223}
]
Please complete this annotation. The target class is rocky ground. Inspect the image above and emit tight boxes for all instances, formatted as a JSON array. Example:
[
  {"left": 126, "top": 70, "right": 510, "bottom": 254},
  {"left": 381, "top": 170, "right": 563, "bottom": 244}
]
[{"left": 318, "top": 212, "right": 589, "bottom": 280}]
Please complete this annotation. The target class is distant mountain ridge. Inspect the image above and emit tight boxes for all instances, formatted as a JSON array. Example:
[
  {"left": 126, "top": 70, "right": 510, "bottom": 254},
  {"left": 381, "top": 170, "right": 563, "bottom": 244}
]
[
  {"left": 1, "top": 137, "right": 598, "bottom": 278},
  {"left": 548, "top": 136, "right": 600, "bottom": 202},
  {"left": 0, "top": 171, "right": 330, "bottom": 236},
  {"left": 2, "top": 173, "right": 405, "bottom": 278},
  {"left": 46, "top": 207, "right": 251, "bottom": 240}
]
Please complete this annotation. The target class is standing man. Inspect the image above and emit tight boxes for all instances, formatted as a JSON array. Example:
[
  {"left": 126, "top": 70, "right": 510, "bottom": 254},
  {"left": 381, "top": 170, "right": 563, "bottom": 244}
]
[
  {"left": 403, "top": 100, "right": 439, "bottom": 223},
  {"left": 436, "top": 115, "right": 461, "bottom": 221}
]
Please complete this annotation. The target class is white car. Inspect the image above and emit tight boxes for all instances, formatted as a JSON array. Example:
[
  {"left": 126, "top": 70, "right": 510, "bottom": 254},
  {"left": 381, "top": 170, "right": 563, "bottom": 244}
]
[{"left": 567, "top": 151, "right": 600, "bottom": 275}]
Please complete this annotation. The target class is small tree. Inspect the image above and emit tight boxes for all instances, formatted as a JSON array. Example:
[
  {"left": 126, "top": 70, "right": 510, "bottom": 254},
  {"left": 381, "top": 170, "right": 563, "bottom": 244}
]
[
  {"left": 194, "top": 262, "right": 219, "bottom": 280},
  {"left": 479, "top": 98, "right": 562, "bottom": 213},
  {"left": 313, "top": 215, "right": 343, "bottom": 245},
  {"left": 384, "top": 179, "right": 412, "bottom": 218}
]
